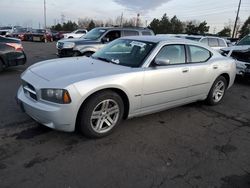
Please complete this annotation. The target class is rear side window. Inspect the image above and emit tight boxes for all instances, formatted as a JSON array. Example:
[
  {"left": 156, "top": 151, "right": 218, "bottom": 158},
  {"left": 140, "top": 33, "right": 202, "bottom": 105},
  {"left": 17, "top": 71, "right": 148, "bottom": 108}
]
[
  {"left": 142, "top": 31, "right": 152, "bottom": 36},
  {"left": 208, "top": 38, "right": 219, "bottom": 47},
  {"left": 218, "top": 39, "right": 227, "bottom": 47},
  {"left": 123, "top": 30, "right": 139, "bottom": 36},
  {"left": 155, "top": 45, "right": 186, "bottom": 65},
  {"left": 189, "top": 45, "right": 211, "bottom": 63}
]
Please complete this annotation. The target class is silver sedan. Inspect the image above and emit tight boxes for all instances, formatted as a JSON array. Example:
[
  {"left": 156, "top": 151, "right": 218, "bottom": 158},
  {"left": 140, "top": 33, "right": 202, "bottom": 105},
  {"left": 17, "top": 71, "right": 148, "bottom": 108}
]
[{"left": 17, "top": 36, "right": 236, "bottom": 138}]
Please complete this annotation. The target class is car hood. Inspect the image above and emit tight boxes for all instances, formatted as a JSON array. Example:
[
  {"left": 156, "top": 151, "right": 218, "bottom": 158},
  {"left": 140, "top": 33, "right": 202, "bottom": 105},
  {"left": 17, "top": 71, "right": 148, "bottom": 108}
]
[{"left": 27, "top": 57, "right": 131, "bottom": 84}]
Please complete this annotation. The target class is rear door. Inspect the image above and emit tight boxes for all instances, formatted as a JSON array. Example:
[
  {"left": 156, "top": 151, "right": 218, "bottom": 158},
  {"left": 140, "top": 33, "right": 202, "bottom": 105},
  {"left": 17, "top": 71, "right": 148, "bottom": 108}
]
[{"left": 186, "top": 45, "right": 215, "bottom": 97}]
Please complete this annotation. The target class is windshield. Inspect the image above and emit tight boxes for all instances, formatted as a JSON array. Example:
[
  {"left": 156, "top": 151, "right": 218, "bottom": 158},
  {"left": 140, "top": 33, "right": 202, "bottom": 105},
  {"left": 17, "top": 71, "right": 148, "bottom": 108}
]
[
  {"left": 14, "top": 28, "right": 27, "bottom": 33},
  {"left": 82, "top": 28, "right": 107, "bottom": 40},
  {"left": 92, "top": 39, "right": 156, "bottom": 68},
  {"left": 33, "top": 29, "right": 45, "bottom": 33},
  {"left": 237, "top": 35, "right": 250, "bottom": 45}
]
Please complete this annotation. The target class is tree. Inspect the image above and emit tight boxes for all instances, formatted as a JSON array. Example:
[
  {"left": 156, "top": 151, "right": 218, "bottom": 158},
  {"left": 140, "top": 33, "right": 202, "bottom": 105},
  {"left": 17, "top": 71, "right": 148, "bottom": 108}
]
[
  {"left": 217, "top": 27, "right": 231, "bottom": 37},
  {"left": 51, "top": 21, "right": 78, "bottom": 31},
  {"left": 149, "top": 18, "right": 161, "bottom": 34},
  {"left": 170, "top": 16, "right": 184, "bottom": 34},
  {"left": 197, "top": 21, "right": 209, "bottom": 34},
  {"left": 87, "top": 20, "right": 96, "bottom": 31},
  {"left": 239, "top": 16, "right": 250, "bottom": 38},
  {"left": 185, "top": 22, "right": 198, "bottom": 34},
  {"left": 185, "top": 21, "right": 209, "bottom": 35}
]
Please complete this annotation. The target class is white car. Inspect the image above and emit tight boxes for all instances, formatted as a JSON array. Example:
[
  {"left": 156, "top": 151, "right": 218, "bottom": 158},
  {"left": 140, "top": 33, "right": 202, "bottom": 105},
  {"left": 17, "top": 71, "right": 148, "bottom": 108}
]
[
  {"left": 17, "top": 36, "right": 236, "bottom": 138},
  {"left": 63, "top": 29, "right": 87, "bottom": 39}
]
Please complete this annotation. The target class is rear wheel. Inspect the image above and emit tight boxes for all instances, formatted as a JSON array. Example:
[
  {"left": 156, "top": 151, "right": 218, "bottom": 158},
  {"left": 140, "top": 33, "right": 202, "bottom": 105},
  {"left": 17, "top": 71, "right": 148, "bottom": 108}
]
[
  {"left": 206, "top": 76, "right": 227, "bottom": 105},
  {"left": 79, "top": 90, "right": 124, "bottom": 138}
]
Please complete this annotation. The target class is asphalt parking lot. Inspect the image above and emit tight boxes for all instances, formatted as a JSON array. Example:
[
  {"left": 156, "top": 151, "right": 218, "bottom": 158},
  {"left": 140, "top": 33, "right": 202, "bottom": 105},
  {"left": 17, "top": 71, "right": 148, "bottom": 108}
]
[{"left": 0, "top": 41, "right": 250, "bottom": 188}]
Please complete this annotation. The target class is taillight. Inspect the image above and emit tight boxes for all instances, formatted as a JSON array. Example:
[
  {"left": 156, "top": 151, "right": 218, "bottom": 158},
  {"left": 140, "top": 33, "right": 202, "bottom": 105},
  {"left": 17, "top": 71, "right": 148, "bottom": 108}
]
[{"left": 6, "top": 43, "right": 23, "bottom": 51}]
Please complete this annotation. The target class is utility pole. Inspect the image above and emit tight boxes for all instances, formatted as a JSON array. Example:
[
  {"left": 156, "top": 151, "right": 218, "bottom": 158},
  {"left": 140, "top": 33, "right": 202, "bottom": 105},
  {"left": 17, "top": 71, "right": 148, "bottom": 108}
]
[
  {"left": 136, "top": 13, "right": 140, "bottom": 27},
  {"left": 44, "top": 0, "right": 47, "bottom": 29},
  {"left": 232, "top": 0, "right": 241, "bottom": 38},
  {"left": 120, "top": 12, "right": 123, "bottom": 27}
]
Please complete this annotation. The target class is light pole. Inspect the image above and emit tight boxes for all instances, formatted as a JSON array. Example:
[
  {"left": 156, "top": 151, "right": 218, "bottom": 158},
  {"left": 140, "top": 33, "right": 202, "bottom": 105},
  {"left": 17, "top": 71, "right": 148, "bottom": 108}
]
[
  {"left": 232, "top": 0, "right": 241, "bottom": 38},
  {"left": 44, "top": 0, "right": 47, "bottom": 29}
]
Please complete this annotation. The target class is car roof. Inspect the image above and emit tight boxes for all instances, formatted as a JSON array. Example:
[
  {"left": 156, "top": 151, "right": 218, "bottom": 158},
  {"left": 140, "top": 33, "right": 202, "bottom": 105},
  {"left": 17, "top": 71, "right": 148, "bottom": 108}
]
[
  {"left": 121, "top": 35, "right": 199, "bottom": 44},
  {"left": 95, "top": 27, "right": 153, "bottom": 31}
]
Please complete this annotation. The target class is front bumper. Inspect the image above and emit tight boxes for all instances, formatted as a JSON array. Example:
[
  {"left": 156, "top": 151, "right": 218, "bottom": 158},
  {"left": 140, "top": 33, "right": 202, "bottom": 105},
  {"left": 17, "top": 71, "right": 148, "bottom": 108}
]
[
  {"left": 17, "top": 86, "right": 76, "bottom": 132},
  {"left": 57, "top": 48, "right": 74, "bottom": 57}
]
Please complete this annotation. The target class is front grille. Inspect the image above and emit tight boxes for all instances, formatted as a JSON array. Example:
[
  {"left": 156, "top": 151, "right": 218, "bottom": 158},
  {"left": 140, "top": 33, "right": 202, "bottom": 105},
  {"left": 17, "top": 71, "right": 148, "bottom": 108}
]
[{"left": 22, "top": 81, "right": 38, "bottom": 101}]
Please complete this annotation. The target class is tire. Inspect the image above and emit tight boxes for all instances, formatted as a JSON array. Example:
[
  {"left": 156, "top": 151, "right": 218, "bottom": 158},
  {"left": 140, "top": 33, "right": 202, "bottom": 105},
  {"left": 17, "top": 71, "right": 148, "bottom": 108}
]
[
  {"left": 206, "top": 76, "right": 227, "bottom": 105},
  {"left": 72, "top": 51, "right": 81, "bottom": 57},
  {"left": 0, "top": 59, "right": 4, "bottom": 72},
  {"left": 79, "top": 90, "right": 124, "bottom": 138},
  {"left": 83, "top": 52, "right": 93, "bottom": 57},
  {"left": 68, "top": 36, "right": 73, "bottom": 39}
]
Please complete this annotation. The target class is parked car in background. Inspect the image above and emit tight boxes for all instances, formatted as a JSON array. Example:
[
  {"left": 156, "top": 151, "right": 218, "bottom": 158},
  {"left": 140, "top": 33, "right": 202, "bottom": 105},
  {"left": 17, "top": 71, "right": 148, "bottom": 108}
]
[
  {"left": 51, "top": 30, "right": 64, "bottom": 41},
  {"left": 157, "top": 34, "right": 228, "bottom": 50},
  {"left": 18, "top": 36, "right": 236, "bottom": 138},
  {"left": 182, "top": 35, "right": 228, "bottom": 50},
  {"left": 25, "top": 29, "right": 53, "bottom": 42},
  {"left": 221, "top": 34, "right": 250, "bottom": 78},
  {"left": 6, "top": 27, "right": 30, "bottom": 40},
  {"left": 63, "top": 29, "right": 88, "bottom": 39},
  {"left": 57, "top": 27, "right": 155, "bottom": 57},
  {"left": 0, "top": 26, "right": 12, "bottom": 36},
  {"left": 0, "top": 36, "right": 26, "bottom": 72}
]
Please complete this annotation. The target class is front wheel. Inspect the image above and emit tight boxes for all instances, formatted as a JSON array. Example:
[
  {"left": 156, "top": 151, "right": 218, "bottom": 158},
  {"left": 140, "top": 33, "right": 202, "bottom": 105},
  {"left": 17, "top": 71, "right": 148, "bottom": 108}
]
[
  {"left": 79, "top": 90, "right": 124, "bottom": 138},
  {"left": 206, "top": 76, "right": 227, "bottom": 105}
]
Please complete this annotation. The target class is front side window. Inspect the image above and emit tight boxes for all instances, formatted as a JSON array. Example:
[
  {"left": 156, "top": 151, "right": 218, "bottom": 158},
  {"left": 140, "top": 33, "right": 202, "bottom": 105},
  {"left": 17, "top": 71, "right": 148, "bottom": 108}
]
[
  {"left": 104, "top": 30, "right": 121, "bottom": 42},
  {"left": 208, "top": 38, "right": 219, "bottom": 47},
  {"left": 92, "top": 39, "right": 156, "bottom": 67},
  {"left": 200, "top": 38, "right": 208, "bottom": 45},
  {"left": 189, "top": 45, "right": 211, "bottom": 63},
  {"left": 155, "top": 45, "right": 186, "bottom": 65}
]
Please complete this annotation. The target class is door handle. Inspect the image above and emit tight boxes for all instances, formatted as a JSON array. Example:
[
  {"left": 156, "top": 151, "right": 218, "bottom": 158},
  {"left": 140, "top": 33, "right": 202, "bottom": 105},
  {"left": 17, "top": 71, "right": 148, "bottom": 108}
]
[{"left": 182, "top": 68, "right": 189, "bottom": 73}]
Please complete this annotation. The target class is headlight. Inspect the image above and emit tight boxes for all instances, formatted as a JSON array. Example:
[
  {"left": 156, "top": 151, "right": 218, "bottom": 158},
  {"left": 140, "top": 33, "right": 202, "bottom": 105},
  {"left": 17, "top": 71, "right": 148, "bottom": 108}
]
[
  {"left": 63, "top": 42, "right": 75, "bottom": 49},
  {"left": 41, "top": 89, "right": 71, "bottom": 104}
]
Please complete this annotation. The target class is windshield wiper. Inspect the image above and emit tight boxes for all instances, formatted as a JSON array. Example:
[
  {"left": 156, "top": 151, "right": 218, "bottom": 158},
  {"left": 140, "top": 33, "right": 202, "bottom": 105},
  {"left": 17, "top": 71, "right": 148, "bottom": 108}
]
[{"left": 92, "top": 56, "right": 119, "bottom": 65}]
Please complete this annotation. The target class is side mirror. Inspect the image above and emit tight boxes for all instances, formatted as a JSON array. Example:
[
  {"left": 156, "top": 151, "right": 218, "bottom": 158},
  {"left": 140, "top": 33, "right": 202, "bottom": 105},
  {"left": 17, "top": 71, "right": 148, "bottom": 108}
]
[
  {"left": 101, "top": 37, "right": 109, "bottom": 43},
  {"left": 154, "top": 58, "right": 170, "bottom": 66}
]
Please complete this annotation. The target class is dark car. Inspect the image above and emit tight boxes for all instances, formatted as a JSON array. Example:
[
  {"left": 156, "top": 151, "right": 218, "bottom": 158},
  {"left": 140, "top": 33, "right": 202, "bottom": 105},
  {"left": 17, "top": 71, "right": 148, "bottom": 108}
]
[
  {"left": 6, "top": 28, "right": 30, "bottom": 40},
  {"left": 25, "top": 29, "right": 53, "bottom": 42},
  {"left": 51, "top": 30, "right": 64, "bottom": 41},
  {"left": 0, "top": 36, "right": 26, "bottom": 72},
  {"left": 56, "top": 27, "right": 155, "bottom": 57}
]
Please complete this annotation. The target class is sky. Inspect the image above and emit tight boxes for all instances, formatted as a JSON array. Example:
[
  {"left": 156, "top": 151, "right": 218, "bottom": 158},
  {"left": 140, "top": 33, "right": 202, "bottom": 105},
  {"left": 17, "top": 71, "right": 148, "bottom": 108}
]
[{"left": 0, "top": 0, "right": 249, "bottom": 33}]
